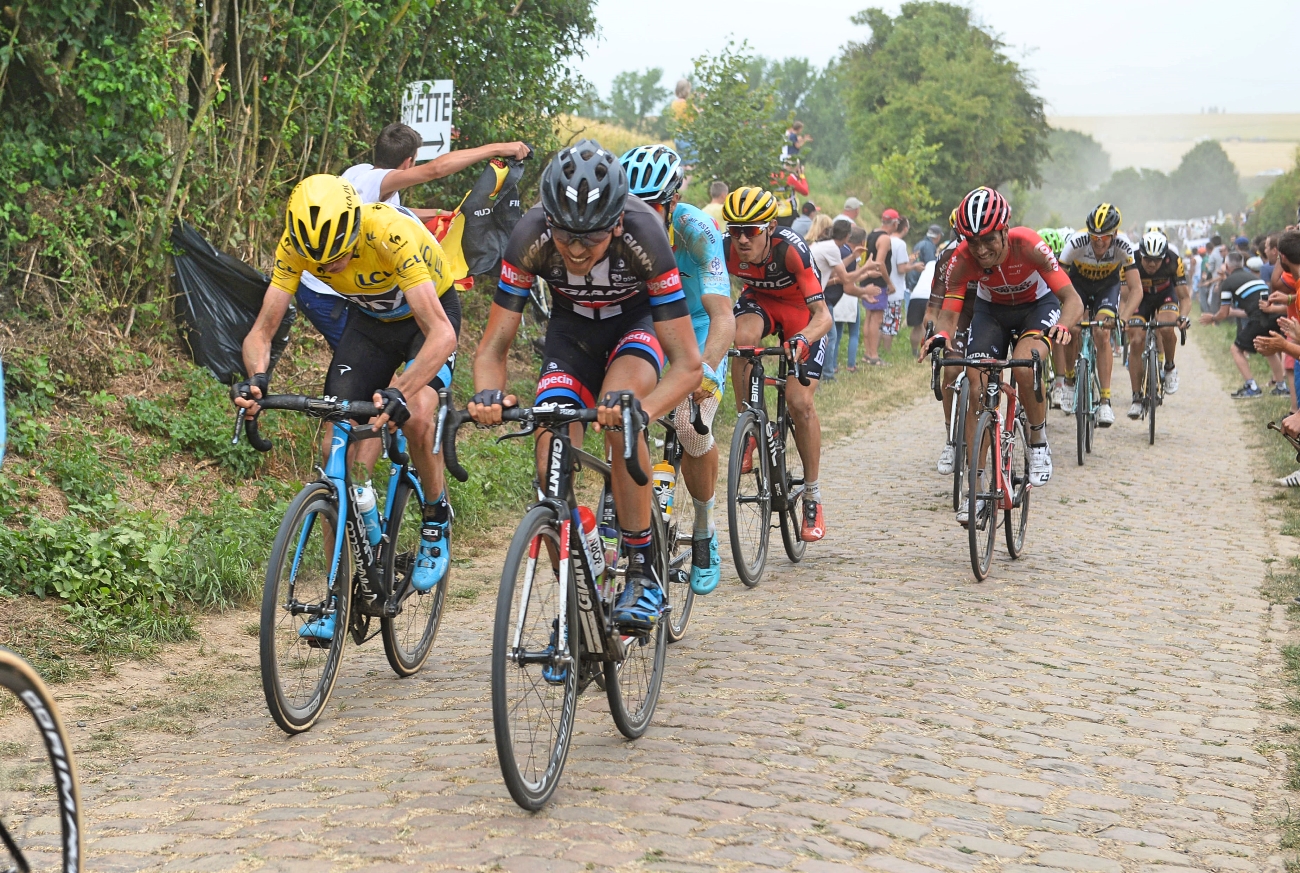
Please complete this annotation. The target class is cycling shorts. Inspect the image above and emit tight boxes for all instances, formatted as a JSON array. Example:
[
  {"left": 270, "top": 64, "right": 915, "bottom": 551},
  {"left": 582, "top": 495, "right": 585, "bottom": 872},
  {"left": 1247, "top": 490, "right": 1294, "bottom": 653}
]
[
  {"left": 674, "top": 392, "right": 719, "bottom": 458},
  {"left": 1231, "top": 294, "right": 1278, "bottom": 354},
  {"left": 733, "top": 291, "right": 828, "bottom": 381},
  {"left": 966, "top": 295, "right": 1060, "bottom": 360},
  {"left": 1077, "top": 280, "right": 1120, "bottom": 321},
  {"left": 535, "top": 305, "right": 664, "bottom": 409},
  {"left": 323, "top": 288, "right": 461, "bottom": 403},
  {"left": 1136, "top": 286, "right": 1179, "bottom": 322}
]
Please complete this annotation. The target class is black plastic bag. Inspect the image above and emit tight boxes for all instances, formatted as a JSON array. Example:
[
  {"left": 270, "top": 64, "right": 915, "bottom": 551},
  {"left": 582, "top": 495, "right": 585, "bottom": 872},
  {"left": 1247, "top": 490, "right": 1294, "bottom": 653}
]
[
  {"left": 459, "top": 158, "right": 526, "bottom": 277},
  {"left": 170, "top": 221, "right": 294, "bottom": 383}
]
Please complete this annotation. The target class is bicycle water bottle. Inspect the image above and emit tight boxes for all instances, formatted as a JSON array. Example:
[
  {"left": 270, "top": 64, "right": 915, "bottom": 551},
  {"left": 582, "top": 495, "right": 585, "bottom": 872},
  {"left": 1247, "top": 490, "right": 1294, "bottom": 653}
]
[
  {"left": 652, "top": 461, "right": 676, "bottom": 521},
  {"left": 577, "top": 506, "right": 605, "bottom": 577},
  {"left": 353, "top": 481, "right": 383, "bottom": 548}
]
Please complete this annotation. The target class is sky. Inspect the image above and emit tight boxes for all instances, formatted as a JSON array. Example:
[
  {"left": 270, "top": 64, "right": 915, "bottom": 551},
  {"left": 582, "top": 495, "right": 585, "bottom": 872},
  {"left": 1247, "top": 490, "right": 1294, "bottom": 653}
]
[{"left": 572, "top": 0, "right": 1300, "bottom": 117}]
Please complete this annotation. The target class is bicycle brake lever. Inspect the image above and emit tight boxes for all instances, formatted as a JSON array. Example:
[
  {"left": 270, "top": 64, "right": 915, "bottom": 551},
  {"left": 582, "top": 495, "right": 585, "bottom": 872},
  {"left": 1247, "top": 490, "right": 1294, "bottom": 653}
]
[{"left": 496, "top": 421, "right": 538, "bottom": 443}]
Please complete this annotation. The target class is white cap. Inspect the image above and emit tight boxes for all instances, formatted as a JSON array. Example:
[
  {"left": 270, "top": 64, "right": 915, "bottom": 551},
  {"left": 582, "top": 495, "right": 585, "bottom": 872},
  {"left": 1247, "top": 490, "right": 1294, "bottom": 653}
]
[
  {"left": 1247, "top": 256, "right": 1264, "bottom": 271},
  {"left": 843, "top": 196, "right": 863, "bottom": 210}
]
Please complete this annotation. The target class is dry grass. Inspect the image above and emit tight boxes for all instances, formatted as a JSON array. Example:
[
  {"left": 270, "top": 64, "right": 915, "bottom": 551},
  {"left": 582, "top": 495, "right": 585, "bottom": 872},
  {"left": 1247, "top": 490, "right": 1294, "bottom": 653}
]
[
  {"left": 554, "top": 115, "right": 667, "bottom": 156},
  {"left": 1050, "top": 114, "right": 1300, "bottom": 176}
]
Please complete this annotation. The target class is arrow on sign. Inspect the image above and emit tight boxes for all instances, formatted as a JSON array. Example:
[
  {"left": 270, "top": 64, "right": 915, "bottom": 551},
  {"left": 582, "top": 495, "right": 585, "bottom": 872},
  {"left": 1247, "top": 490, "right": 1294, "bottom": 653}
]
[{"left": 426, "top": 133, "right": 445, "bottom": 150}]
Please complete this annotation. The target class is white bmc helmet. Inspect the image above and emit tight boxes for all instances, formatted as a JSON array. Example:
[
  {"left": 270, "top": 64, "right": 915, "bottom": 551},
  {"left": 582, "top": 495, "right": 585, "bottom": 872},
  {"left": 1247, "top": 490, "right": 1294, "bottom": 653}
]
[{"left": 1140, "top": 230, "right": 1169, "bottom": 259}]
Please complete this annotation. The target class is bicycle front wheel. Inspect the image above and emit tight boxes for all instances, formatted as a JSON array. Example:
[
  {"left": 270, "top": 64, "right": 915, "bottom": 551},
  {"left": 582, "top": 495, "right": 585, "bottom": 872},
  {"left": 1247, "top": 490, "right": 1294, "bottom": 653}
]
[
  {"left": 951, "top": 376, "right": 970, "bottom": 512},
  {"left": 1086, "top": 365, "right": 1101, "bottom": 454},
  {"left": 727, "top": 410, "right": 771, "bottom": 587},
  {"left": 1146, "top": 347, "right": 1159, "bottom": 445},
  {"left": 778, "top": 418, "right": 807, "bottom": 564},
  {"left": 1075, "top": 357, "right": 1089, "bottom": 467},
  {"left": 664, "top": 467, "right": 695, "bottom": 643},
  {"left": 0, "top": 648, "right": 82, "bottom": 873},
  {"left": 260, "top": 481, "right": 351, "bottom": 734},
  {"left": 1005, "top": 413, "right": 1031, "bottom": 558},
  {"left": 381, "top": 479, "right": 447, "bottom": 677},
  {"left": 968, "top": 411, "right": 998, "bottom": 581},
  {"left": 492, "top": 505, "right": 578, "bottom": 811},
  {"left": 605, "top": 509, "right": 668, "bottom": 739}
]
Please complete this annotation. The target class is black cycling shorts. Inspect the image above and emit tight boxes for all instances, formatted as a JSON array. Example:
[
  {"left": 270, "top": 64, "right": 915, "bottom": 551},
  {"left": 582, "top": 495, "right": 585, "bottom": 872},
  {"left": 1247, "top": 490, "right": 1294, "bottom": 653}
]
[
  {"left": 734, "top": 291, "right": 829, "bottom": 380},
  {"left": 1136, "top": 286, "right": 1179, "bottom": 322},
  {"left": 1077, "top": 281, "right": 1121, "bottom": 320},
  {"left": 323, "top": 288, "right": 462, "bottom": 402},
  {"left": 966, "top": 295, "right": 1060, "bottom": 360},
  {"left": 535, "top": 305, "right": 664, "bottom": 408}
]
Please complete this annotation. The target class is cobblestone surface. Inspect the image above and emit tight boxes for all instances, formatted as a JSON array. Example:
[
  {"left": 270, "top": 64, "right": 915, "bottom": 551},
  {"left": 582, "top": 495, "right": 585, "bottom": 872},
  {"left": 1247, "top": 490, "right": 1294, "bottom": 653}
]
[{"left": 75, "top": 336, "right": 1292, "bottom": 871}]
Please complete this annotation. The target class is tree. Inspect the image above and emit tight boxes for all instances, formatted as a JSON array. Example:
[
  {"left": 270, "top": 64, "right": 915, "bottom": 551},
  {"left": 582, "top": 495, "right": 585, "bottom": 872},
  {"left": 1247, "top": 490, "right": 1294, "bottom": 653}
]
[
  {"left": 1246, "top": 149, "right": 1300, "bottom": 236},
  {"left": 842, "top": 2, "right": 1050, "bottom": 209},
  {"left": 672, "top": 44, "right": 785, "bottom": 189},
  {"left": 608, "top": 68, "right": 668, "bottom": 133},
  {"left": 1041, "top": 130, "right": 1111, "bottom": 192},
  {"left": 868, "top": 132, "right": 940, "bottom": 226},
  {"left": 792, "top": 60, "right": 851, "bottom": 173},
  {"left": 1167, "top": 140, "right": 1242, "bottom": 218}
]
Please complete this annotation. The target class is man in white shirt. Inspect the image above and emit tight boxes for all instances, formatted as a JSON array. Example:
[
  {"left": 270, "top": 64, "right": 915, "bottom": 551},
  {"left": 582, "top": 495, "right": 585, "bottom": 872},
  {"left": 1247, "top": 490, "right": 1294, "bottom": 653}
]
[
  {"left": 837, "top": 196, "right": 863, "bottom": 226},
  {"left": 808, "top": 218, "right": 879, "bottom": 377}
]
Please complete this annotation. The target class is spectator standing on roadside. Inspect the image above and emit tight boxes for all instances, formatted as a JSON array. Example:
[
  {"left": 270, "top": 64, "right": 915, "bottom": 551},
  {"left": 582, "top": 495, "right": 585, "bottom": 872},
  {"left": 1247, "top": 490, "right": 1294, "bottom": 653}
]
[
  {"left": 810, "top": 217, "right": 879, "bottom": 379},
  {"left": 702, "top": 180, "right": 728, "bottom": 227},
  {"left": 861, "top": 212, "right": 896, "bottom": 365},
  {"left": 791, "top": 200, "right": 817, "bottom": 239},
  {"left": 1201, "top": 251, "right": 1284, "bottom": 398},
  {"left": 838, "top": 197, "right": 863, "bottom": 226},
  {"left": 908, "top": 224, "right": 942, "bottom": 292},
  {"left": 881, "top": 211, "right": 912, "bottom": 354},
  {"left": 785, "top": 121, "right": 812, "bottom": 156},
  {"left": 1202, "top": 235, "right": 1224, "bottom": 312},
  {"left": 845, "top": 226, "right": 869, "bottom": 370}
]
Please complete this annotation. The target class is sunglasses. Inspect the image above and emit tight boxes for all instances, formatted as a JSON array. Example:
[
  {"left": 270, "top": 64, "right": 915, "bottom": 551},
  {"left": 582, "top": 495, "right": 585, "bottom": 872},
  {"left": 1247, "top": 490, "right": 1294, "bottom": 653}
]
[
  {"left": 548, "top": 222, "right": 616, "bottom": 249},
  {"left": 1088, "top": 232, "right": 1115, "bottom": 243},
  {"left": 727, "top": 224, "right": 769, "bottom": 239}
]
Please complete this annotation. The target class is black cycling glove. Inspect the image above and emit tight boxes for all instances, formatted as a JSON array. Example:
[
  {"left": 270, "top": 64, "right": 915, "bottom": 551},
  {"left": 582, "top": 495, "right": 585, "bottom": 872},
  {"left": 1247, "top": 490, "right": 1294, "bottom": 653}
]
[
  {"left": 599, "top": 392, "right": 646, "bottom": 429},
  {"left": 471, "top": 388, "right": 505, "bottom": 409},
  {"left": 375, "top": 387, "right": 411, "bottom": 427},
  {"left": 233, "top": 372, "right": 268, "bottom": 402}
]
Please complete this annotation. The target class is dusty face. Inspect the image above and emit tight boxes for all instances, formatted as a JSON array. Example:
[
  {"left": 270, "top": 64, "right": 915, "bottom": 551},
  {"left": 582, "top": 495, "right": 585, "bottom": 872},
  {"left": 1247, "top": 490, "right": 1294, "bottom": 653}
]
[{"left": 968, "top": 230, "right": 1008, "bottom": 269}]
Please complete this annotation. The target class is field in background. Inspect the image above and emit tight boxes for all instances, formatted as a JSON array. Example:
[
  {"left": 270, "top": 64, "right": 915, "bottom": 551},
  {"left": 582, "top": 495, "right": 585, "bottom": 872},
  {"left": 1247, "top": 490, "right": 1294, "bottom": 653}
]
[{"left": 1050, "top": 114, "right": 1300, "bottom": 177}]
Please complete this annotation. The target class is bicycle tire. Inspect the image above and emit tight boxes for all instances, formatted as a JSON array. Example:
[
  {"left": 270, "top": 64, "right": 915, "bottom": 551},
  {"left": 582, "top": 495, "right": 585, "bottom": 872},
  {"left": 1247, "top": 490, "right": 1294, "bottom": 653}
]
[
  {"left": 492, "top": 505, "right": 578, "bottom": 811},
  {"left": 259, "top": 481, "right": 351, "bottom": 734},
  {"left": 1086, "top": 365, "right": 1100, "bottom": 454},
  {"left": 968, "top": 411, "right": 998, "bottom": 581},
  {"left": 727, "top": 410, "right": 771, "bottom": 588},
  {"left": 778, "top": 418, "right": 807, "bottom": 565},
  {"left": 381, "top": 479, "right": 447, "bottom": 677},
  {"left": 1075, "top": 357, "right": 1089, "bottom": 467},
  {"left": 664, "top": 465, "right": 695, "bottom": 643},
  {"left": 605, "top": 507, "right": 668, "bottom": 739},
  {"left": 0, "top": 647, "right": 82, "bottom": 873},
  {"left": 951, "top": 376, "right": 970, "bottom": 512},
  {"left": 1146, "top": 347, "right": 1159, "bottom": 446},
  {"left": 1005, "top": 412, "right": 1031, "bottom": 558}
]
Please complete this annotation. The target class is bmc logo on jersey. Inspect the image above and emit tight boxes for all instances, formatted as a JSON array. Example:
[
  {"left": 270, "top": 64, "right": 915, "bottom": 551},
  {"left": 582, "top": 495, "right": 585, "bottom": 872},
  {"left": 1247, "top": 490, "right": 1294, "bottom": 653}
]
[
  {"left": 646, "top": 269, "right": 682, "bottom": 295},
  {"left": 500, "top": 261, "right": 531, "bottom": 289}
]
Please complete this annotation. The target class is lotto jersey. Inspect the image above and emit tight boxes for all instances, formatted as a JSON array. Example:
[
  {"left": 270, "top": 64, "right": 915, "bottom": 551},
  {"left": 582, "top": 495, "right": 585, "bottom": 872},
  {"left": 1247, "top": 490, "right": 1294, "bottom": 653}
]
[
  {"left": 1136, "top": 251, "right": 1187, "bottom": 295},
  {"left": 270, "top": 202, "right": 453, "bottom": 320},
  {"left": 1058, "top": 232, "right": 1137, "bottom": 294},
  {"left": 670, "top": 203, "right": 730, "bottom": 349},
  {"left": 724, "top": 225, "right": 824, "bottom": 306},
  {"left": 943, "top": 227, "right": 1071, "bottom": 311},
  {"left": 496, "top": 196, "right": 687, "bottom": 322}
]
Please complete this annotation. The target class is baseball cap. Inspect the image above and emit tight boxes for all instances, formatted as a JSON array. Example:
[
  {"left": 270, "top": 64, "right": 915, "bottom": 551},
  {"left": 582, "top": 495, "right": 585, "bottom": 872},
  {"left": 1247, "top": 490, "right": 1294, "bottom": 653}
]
[
  {"left": 844, "top": 197, "right": 863, "bottom": 210},
  {"left": 1235, "top": 235, "right": 1249, "bottom": 246},
  {"left": 1247, "top": 256, "right": 1264, "bottom": 271},
  {"left": 927, "top": 224, "right": 944, "bottom": 237},
  {"left": 881, "top": 208, "right": 900, "bottom": 221}
]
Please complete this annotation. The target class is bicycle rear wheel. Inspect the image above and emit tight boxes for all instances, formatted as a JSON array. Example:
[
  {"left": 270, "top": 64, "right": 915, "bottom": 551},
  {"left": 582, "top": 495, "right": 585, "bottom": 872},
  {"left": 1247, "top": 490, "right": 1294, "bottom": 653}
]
[
  {"left": 1075, "top": 358, "right": 1089, "bottom": 467},
  {"left": 381, "top": 479, "right": 447, "bottom": 677},
  {"left": 1146, "top": 347, "right": 1159, "bottom": 445},
  {"left": 606, "top": 509, "right": 668, "bottom": 739},
  {"left": 664, "top": 467, "right": 695, "bottom": 643},
  {"left": 259, "top": 481, "right": 351, "bottom": 734},
  {"left": 778, "top": 419, "right": 806, "bottom": 564},
  {"left": 1086, "top": 365, "right": 1101, "bottom": 453},
  {"left": 1005, "top": 413, "right": 1031, "bottom": 558},
  {"left": 951, "top": 376, "right": 970, "bottom": 511},
  {"left": 0, "top": 648, "right": 81, "bottom": 873},
  {"left": 727, "top": 410, "right": 771, "bottom": 587},
  {"left": 968, "top": 411, "right": 998, "bottom": 581},
  {"left": 492, "top": 505, "right": 578, "bottom": 811}
]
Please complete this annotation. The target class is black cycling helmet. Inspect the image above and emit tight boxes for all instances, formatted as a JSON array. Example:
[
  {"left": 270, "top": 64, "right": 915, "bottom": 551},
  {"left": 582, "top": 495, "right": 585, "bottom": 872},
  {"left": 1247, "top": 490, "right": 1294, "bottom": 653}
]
[
  {"left": 1086, "top": 203, "right": 1122, "bottom": 235},
  {"left": 540, "top": 139, "right": 628, "bottom": 233}
]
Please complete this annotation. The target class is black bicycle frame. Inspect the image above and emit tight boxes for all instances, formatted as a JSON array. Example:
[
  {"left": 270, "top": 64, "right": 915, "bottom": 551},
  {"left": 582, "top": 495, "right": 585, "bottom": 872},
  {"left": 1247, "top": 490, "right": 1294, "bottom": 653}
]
[{"left": 737, "top": 348, "right": 804, "bottom": 513}]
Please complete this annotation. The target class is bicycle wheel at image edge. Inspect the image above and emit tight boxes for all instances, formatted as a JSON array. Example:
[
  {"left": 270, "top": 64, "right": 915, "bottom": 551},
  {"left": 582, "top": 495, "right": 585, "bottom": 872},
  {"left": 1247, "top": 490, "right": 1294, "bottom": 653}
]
[
  {"left": 664, "top": 471, "right": 694, "bottom": 643},
  {"left": 951, "top": 376, "right": 970, "bottom": 512},
  {"left": 381, "top": 479, "right": 447, "bottom": 677},
  {"left": 726, "top": 410, "right": 771, "bottom": 587},
  {"left": 605, "top": 506, "right": 668, "bottom": 739},
  {"left": 491, "top": 505, "right": 578, "bottom": 811},
  {"left": 259, "top": 481, "right": 352, "bottom": 734},
  {"left": 1146, "top": 348, "right": 1159, "bottom": 445},
  {"left": 1075, "top": 358, "right": 1089, "bottom": 467},
  {"left": 1004, "top": 412, "right": 1031, "bottom": 559},
  {"left": 0, "top": 647, "right": 82, "bottom": 873},
  {"left": 778, "top": 419, "right": 806, "bottom": 564},
  {"left": 968, "top": 411, "right": 998, "bottom": 581}
]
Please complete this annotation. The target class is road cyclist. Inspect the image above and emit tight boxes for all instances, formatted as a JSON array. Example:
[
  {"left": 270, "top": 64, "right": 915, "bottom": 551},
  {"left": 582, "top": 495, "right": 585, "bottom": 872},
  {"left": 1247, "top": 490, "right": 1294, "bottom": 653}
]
[
  {"left": 619, "top": 144, "right": 735, "bottom": 596},
  {"left": 923, "top": 187, "right": 1084, "bottom": 525},
  {"left": 1128, "top": 230, "right": 1192, "bottom": 419},
  {"left": 723, "top": 185, "right": 834, "bottom": 542},
  {"left": 1051, "top": 204, "right": 1141, "bottom": 427}
]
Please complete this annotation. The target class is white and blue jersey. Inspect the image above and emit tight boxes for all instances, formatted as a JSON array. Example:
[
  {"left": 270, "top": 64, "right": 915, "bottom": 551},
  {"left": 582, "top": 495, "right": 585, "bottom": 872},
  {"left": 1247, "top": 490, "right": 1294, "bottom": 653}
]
[{"left": 670, "top": 203, "right": 730, "bottom": 369}]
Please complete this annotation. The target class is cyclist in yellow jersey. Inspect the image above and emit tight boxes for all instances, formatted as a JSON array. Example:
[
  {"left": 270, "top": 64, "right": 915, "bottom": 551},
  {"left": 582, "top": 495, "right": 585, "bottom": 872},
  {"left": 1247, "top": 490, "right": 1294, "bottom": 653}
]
[{"left": 236, "top": 175, "right": 460, "bottom": 606}]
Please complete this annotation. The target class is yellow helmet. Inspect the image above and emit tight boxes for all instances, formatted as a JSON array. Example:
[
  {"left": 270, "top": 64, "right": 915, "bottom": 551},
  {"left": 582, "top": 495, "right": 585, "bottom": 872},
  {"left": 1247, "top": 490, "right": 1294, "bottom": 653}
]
[
  {"left": 722, "top": 186, "right": 778, "bottom": 224},
  {"left": 949, "top": 207, "right": 958, "bottom": 229},
  {"left": 286, "top": 174, "right": 363, "bottom": 263}
]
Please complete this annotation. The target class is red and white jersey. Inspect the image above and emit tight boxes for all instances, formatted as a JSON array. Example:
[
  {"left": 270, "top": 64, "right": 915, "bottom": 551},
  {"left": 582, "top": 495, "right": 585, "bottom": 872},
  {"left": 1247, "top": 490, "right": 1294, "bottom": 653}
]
[{"left": 943, "top": 226, "right": 1072, "bottom": 311}]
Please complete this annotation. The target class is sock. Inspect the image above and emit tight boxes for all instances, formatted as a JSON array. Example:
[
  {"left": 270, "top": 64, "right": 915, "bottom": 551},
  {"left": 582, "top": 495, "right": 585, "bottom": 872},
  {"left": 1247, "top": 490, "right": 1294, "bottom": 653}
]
[
  {"left": 692, "top": 496, "right": 715, "bottom": 538},
  {"left": 622, "top": 528, "right": 653, "bottom": 576},
  {"left": 806, "top": 480, "right": 821, "bottom": 503},
  {"left": 423, "top": 492, "right": 451, "bottom": 524},
  {"left": 1247, "top": 379, "right": 1259, "bottom": 390},
  {"left": 1065, "top": 370, "right": 1075, "bottom": 384},
  {"left": 1100, "top": 388, "right": 1111, "bottom": 403},
  {"left": 1029, "top": 421, "right": 1048, "bottom": 447},
  {"left": 1164, "top": 362, "right": 1175, "bottom": 372},
  {"left": 1054, "top": 376, "right": 1065, "bottom": 388}
]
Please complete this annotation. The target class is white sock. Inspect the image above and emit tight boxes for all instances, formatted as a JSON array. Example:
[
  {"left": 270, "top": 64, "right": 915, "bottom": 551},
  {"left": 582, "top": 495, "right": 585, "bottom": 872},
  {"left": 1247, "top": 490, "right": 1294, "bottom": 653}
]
[
  {"left": 806, "top": 480, "right": 821, "bottom": 503},
  {"left": 692, "top": 496, "right": 715, "bottom": 538}
]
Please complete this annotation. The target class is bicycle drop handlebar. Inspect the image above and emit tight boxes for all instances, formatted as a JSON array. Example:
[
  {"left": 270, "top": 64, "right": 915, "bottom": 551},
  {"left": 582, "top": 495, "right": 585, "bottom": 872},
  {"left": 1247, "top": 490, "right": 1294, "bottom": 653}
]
[
  {"left": 728, "top": 341, "right": 810, "bottom": 387},
  {"left": 436, "top": 390, "right": 650, "bottom": 487},
  {"left": 940, "top": 351, "right": 1045, "bottom": 404},
  {"left": 1126, "top": 317, "right": 1188, "bottom": 346},
  {"left": 230, "top": 394, "right": 409, "bottom": 465}
]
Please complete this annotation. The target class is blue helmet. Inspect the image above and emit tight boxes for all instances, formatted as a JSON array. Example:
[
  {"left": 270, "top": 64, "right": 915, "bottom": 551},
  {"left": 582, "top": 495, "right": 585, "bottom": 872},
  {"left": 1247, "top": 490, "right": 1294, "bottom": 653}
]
[{"left": 619, "top": 145, "right": 684, "bottom": 205}]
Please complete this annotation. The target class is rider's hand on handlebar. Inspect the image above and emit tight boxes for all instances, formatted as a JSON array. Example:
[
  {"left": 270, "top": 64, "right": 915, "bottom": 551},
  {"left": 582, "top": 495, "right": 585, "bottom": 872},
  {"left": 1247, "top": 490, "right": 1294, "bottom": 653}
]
[
  {"left": 919, "top": 331, "right": 950, "bottom": 361},
  {"left": 693, "top": 361, "right": 724, "bottom": 404},
  {"left": 1177, "top": 316, "right": 1191, "bottom": 330},
  {"left": 595, "top": 392, "right": 642, "bottom": 433},
  {"left": 1046, "top": 324, "right": 1071, "bottom": 345},
  {"left": 371, "top": 386, "right": 410, "bottom": 431},
  {"left": 788, "top": 334, "right": 812, "bottom": 363},
  {"left": 232, "top": 372, "right": 268, "bottom": 414},
  {"left": 468, "top": 388, "right": 517, "bottom": 426}
]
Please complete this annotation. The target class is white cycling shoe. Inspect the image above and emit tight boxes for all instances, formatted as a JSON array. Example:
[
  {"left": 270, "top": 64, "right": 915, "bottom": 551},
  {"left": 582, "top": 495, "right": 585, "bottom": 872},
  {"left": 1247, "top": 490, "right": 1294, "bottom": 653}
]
[
  {"left": 1028, "top": 444, "right": 1053, "bottom": 486},
  {"left": 1096, "top": 403, "right": 1115, "bottom": 427},
  {"left": 1050, "top": 383, "right": 1064, "bottom": 409},
  {"left": 937, "top": 443, "right": 956, "bottom": 475},
  {"left": 1163, "top": 366, "right": 1179, "bottom": 394},
  {"left": 956, "top": 499, "right": 987, "bottom": 527},
  {"left": 1127, "top": 398, "right": 1143, "bottom": 420},
  {"left": 1059, "top": 384, "right": 1075, "bottom": 415}
]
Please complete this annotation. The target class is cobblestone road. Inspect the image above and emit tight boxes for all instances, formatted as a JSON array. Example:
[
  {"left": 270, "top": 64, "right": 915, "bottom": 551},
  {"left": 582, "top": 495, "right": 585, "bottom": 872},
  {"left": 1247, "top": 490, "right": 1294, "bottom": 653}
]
[{"left": 77, "top": 335, "right": 1294, "bottom": 872}]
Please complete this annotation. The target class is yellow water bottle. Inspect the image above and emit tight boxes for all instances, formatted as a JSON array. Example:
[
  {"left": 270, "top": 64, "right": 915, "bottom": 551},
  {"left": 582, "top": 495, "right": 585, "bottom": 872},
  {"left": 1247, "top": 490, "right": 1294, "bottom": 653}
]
[{"left": 652, "top": 461, "right": 676, "bottom": 521}]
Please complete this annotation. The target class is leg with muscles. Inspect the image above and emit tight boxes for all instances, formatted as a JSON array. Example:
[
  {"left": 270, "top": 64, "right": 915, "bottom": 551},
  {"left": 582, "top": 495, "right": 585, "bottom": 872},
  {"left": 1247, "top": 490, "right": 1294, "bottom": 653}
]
[
  {"left": 1094, "top": 319, "right": 1115, "bottom": 425},
  {"left": 1127, "top": 323, "right": 1146, "bottom": 417},
  {"left": 401, "top": 386, "right": 452, "bottom": 591},
  {"left": 786, "top": 351, "right": 825, "bottom": 542},
  {"left": 731, "top": 307, "right": 766, "bottom": 474},
  {"left": 1155, "top": 305, "right": 1181, "bottom": 394},
  {"left": 1051, "top": 329, "right": 1074, "bottom": 410},
  {"left": 678, "top": 392, "right": 721, "bottom": 595},
  {"left": 1014, "top": 333, "right": 1053, "bottom": 487}
]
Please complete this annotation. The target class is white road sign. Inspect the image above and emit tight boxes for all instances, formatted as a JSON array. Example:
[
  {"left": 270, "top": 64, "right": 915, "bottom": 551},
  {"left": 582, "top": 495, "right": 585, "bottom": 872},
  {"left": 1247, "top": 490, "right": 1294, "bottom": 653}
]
[{"left": 401, "top": 80, "right": 454, "bottom": 162}]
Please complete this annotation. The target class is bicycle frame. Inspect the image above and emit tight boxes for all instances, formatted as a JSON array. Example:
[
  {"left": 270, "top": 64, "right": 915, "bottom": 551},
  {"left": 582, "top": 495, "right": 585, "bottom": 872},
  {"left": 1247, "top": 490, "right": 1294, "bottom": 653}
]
[
  {"left": 952, "top": 353, "right": 1043, "bottom": 512},
  {"left": 736, "top": 348, "right": 803, "bottom": 512}
]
